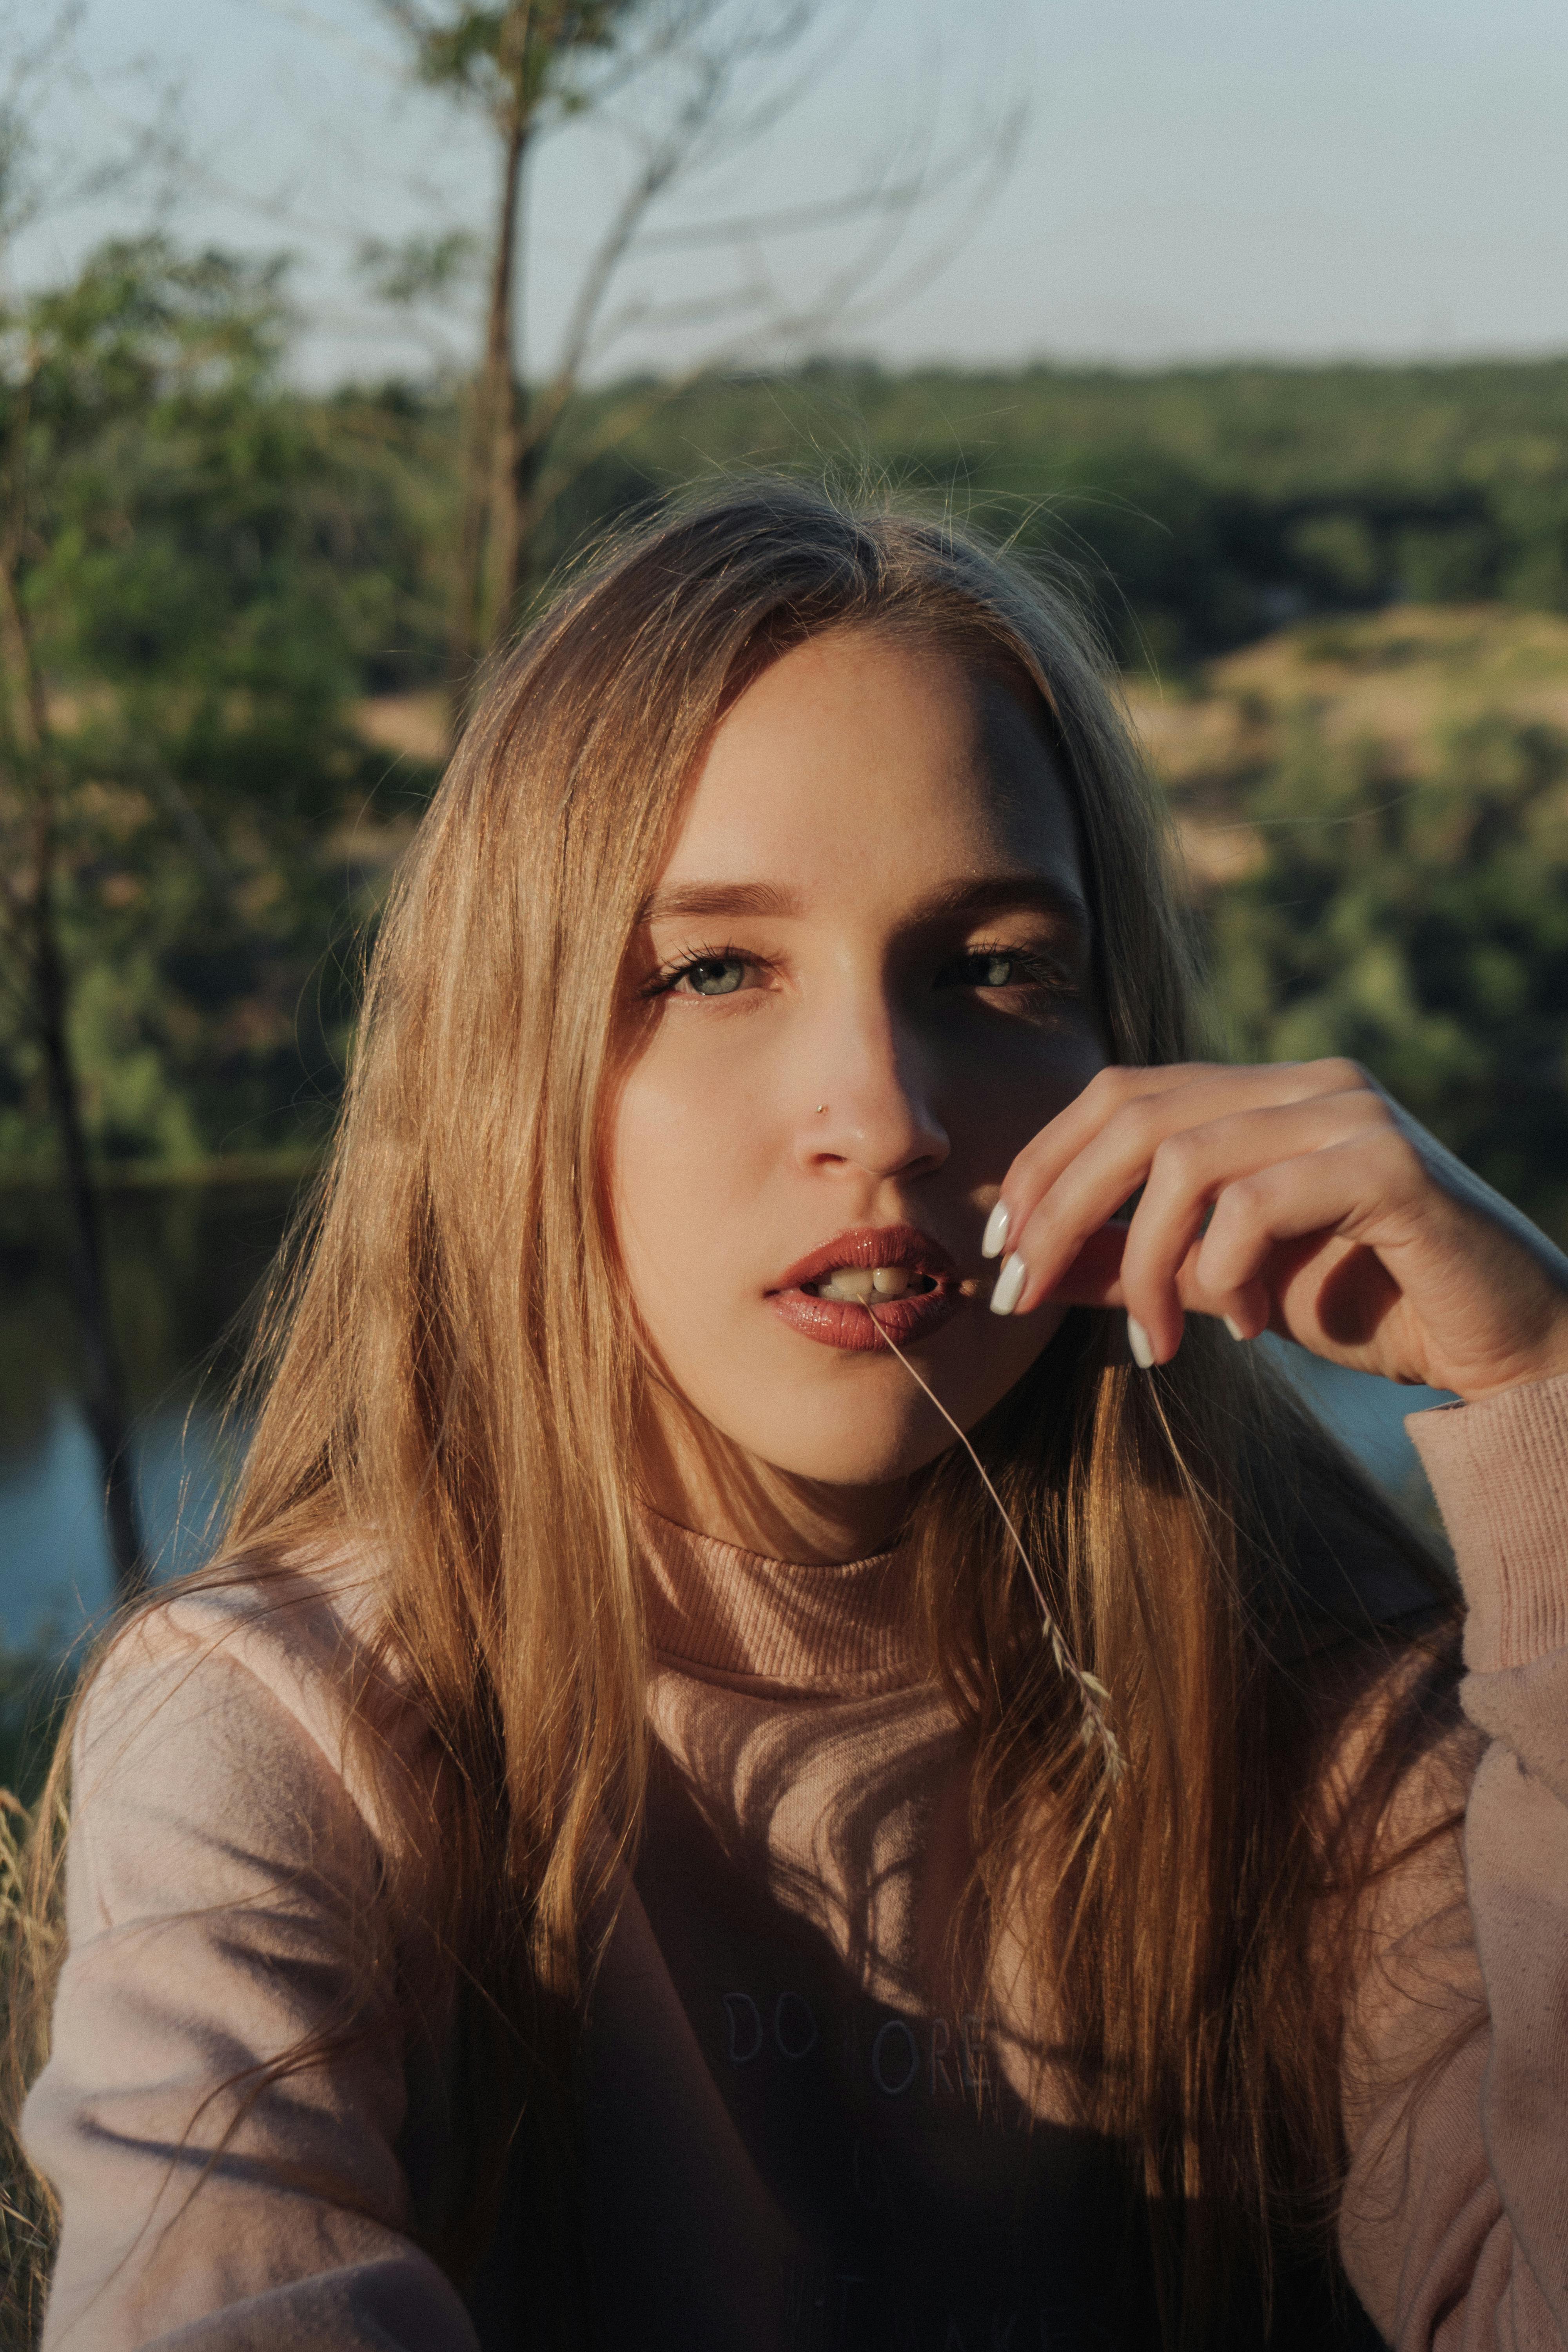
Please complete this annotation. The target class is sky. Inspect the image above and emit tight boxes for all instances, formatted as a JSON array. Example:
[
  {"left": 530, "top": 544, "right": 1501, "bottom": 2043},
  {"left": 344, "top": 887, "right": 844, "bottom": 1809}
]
[{"left": 12, "top": 0, "right": 1568, "bottom": 385}]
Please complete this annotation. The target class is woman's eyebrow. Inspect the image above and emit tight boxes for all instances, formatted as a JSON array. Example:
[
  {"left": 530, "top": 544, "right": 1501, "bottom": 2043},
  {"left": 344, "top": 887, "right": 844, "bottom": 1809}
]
[
  {"left": 911, "top": 873, "right": 1093, "bottom": 944},
  {"left": 637, "top": 880, "right": 800, "bottom": 924}
]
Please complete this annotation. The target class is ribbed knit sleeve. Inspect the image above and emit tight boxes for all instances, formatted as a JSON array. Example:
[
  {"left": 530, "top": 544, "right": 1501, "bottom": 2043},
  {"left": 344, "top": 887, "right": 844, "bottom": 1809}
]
[
  {"left": 1410, "top": 1374, "right": 1568, "bottom": 1676},
  {"left": 1338, "top": 1368, "right": 1568, "bottom": 2349},
  {"left": 21, "top": 1578, "right": 479, "bottom": 2352}
]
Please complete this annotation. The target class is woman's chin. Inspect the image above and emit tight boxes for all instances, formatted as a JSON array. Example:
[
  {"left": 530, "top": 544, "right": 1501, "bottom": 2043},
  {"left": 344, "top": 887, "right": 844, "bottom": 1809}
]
[{"left": 728, "top": 1408, "right": 962, "bottom": 1495}]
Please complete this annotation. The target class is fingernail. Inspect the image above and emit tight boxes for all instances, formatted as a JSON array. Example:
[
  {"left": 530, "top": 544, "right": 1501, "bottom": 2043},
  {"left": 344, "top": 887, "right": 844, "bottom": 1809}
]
[
  {"left": 990, "top": 1254, "right": 1027, "bottom": 1316},
  {"left": 1126, "top": 1315, "right": 1155, "bottom": 1370},
  {"left": 980, "top": 1200, "right": 1010, "bottom": 1259},
  {"left": 1223, "top": 1315, "right": 1248, "bottom": 1343}
]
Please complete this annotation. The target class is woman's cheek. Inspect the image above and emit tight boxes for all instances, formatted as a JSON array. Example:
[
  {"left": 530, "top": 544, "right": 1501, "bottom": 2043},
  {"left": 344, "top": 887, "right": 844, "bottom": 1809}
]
[
  {"left": 608, "top": 1029, "right": 780, "bottom": 1326},
  {"left": 948, "top": 1020, "right": 1105, "bottom": 1166}
]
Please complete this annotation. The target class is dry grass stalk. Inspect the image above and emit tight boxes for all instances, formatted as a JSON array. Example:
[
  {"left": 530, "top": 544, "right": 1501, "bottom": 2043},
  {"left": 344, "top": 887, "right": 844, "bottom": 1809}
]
[{"left": 1, "top": 1789, "right": 60, "bottom": 2351}]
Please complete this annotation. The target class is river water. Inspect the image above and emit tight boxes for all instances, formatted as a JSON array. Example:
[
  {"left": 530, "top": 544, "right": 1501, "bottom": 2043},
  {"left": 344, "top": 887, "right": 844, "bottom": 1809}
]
[
  {"left": 0, "top": 1183, "right": 1454, "bottom": 1651},
  {"left": 0, "top": 1183, "right": 296, "bottom": 1649}
]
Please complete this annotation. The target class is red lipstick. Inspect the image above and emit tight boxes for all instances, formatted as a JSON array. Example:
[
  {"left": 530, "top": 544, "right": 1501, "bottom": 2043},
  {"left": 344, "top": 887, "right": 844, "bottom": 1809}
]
[{"left": 768, "top": 1223, "right": 963, "bottom": 1353}]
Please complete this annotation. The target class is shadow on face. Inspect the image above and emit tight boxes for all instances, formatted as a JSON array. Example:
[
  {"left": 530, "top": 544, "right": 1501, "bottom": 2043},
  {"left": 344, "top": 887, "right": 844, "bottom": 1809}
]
[{"left": 608, "top": 624, "right": 1106, "bottom": 1562}]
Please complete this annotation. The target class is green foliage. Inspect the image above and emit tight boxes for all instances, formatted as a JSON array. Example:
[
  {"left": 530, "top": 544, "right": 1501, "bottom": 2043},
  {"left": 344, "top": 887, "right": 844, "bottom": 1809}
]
[
  {"left": 529, "top": 357, "right": 1568, "bottom": 668},
  {"left": 0, "top": 239, "right": 442, "bottom": 1171},
  {"left": 357, "top": 229, "right": 481, "bottom": 308},
  {"left": 1208, "top": 715, "right": 1568, "bottom": 1240},
  {"left": 380, "top": 0, "right": 638, "bottom": 114},
  {"left": 18, "top": 240, "right": 382, "bottom": 737}
]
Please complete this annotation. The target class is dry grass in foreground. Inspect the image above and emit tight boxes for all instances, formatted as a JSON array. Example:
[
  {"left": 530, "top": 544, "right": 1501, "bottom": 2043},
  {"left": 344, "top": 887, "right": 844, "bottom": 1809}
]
[{"left": 1, "top": 1792, "right": 58, "bottom": 2351}]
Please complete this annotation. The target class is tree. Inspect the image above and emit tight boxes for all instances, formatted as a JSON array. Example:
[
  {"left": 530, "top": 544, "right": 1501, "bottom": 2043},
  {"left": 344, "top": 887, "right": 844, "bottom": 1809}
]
[
  {"left": 377, "top": 3, "right": 631, "bottom": 702},
  {"left": 0, "top": 230, "right": 403, "bottom": 1601},
  {"left": 0, "top": 3, "right": 176, "bottom": 1601},
  {"left": 366, "top": 0, "right": 1021, "bottom": 731}
]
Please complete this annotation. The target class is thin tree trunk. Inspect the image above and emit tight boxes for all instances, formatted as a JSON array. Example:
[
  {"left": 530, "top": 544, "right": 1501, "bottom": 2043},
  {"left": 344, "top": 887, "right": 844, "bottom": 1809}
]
[
  {"left": 30, "top": 815, "right": 147, "bottom": 1603},
  {"left": 0, "top": 549, "right": 48, "bottom": 764},
  {"left": 481, "top": 116, "right": 529, "bottom": 647},
  {"left": 445, "top": 4, "right": 532, "bottom": 746},
  {"left": 0, "top": 449, "right": 147, "bottom": 1602}
]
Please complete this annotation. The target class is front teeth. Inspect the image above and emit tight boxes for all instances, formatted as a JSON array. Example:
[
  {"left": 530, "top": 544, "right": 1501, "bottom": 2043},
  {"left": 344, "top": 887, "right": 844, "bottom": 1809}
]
[
  {"left": 818, "top": 1267, "right": 879, "bottom": 1303},
  {"left": 815, "top": 1264, "right": 917, "bottom": 1303}
]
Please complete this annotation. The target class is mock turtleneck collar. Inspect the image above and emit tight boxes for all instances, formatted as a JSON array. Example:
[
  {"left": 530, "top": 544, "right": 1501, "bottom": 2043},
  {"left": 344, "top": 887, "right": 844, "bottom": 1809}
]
[{"left": 637, "top": 1506, "right": 927, "bottom": 1698}]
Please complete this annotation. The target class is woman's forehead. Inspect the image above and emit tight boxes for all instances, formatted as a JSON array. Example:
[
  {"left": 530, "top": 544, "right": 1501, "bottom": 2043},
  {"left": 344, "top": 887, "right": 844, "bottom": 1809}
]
[{"left": 661, "top": 626, "right": 1082, "bottom": 893}]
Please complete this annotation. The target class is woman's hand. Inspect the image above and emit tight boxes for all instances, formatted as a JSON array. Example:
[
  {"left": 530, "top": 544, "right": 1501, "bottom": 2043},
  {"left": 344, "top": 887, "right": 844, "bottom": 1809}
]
[{"left": 984, "top": 1058, "right": 1568, "bottom": 1403}]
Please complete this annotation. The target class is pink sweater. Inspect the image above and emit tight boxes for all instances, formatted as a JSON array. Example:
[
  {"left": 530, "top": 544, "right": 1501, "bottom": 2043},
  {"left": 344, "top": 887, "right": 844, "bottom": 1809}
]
[{"left": 21, "top": 1373, "right": 1568, "bottom": 2349}]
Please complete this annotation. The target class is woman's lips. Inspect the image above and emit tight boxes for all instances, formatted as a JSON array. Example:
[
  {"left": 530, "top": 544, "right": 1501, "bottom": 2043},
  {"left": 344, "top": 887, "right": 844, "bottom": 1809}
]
[
  {"left": 768, "top": 1222, "right": 964, "bottom": 1353},
  {"left": 769, "top": 1285, "right": 962, "bottom": 1352}
]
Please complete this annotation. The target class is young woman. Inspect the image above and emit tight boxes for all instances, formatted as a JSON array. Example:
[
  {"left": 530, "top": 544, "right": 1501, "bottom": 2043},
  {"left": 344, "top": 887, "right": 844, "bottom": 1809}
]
[{"left": 13, "top": 483, "right": 1568, "bottom": 2352}]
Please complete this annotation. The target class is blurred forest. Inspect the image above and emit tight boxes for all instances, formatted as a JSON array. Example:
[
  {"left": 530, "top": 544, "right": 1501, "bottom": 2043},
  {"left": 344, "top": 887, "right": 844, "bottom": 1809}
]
[{"left": 2, "top": 258, "right": 1565, "bottom": 1230}]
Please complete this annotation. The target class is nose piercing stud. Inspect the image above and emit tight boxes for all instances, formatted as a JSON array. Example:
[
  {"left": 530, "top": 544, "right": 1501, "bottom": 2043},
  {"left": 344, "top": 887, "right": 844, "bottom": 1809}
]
[{"left": 816, "top": 1103, "right": 826, "bottom": 1113}]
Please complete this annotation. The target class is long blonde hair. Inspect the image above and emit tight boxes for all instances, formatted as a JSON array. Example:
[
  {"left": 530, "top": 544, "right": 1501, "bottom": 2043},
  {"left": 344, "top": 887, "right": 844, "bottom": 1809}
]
[{"left": 9, "top": 481, "right": 1461, "bottom": 2340}]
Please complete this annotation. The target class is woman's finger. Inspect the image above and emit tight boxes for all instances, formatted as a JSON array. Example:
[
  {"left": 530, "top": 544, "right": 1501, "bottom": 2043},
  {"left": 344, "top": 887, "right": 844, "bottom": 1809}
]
[
  {"left": 990, "top": 1058, "right": 1379, "bottom": 1280},
  {"left": 1194, "top": 1131, "right": 1429, "bottom": 1314},
  {"left": 998, "top": 1069, "right": 1383, "bottom": 1318},
  {"left": 1113, "top": 1092, "right": 1394, "bottom": 1357}
]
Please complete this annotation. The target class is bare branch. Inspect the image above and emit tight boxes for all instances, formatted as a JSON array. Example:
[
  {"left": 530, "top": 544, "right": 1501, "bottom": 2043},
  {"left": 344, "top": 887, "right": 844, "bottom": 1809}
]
[
  {"left": 791, "top": 96, "right": 1029, "bottom": 341},
  {"left": 0, "top": 0, "right": 187, "bottom": 258},
  {"left": 631, "top": 176, "right": 952, "bottom": 253},
  {"left": 515, "top": 74, "right": 1024, "bottom": 550},
  {"left": 537, "top": 47, "right": 733, "bottom": 413}
]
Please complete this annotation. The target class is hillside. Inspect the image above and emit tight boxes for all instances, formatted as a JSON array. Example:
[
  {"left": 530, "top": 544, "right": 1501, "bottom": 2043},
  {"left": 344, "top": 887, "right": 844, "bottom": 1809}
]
[
  {"left": 1116, "top": 605, "right": 1568, "bottom": 1239},
  {"left": 1125, "top": 603, "right": 1568, "bottom": 882}
]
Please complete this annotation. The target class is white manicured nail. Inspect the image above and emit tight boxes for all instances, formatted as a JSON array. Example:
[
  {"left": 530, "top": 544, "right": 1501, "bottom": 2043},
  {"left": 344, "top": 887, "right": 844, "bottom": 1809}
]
[
  {"left": 980, "top": 1200, "right": 1010, "bottom": 1259},
  {"left": 1126, "top": 1315, "right": 1155, "bottom": 1370},
  {"left": 1223, "top": 1315, "right": 1247, "bottom": 1343},
  {"left": 990, "top": 1254, "right": 1027, "bottom": 1316}
]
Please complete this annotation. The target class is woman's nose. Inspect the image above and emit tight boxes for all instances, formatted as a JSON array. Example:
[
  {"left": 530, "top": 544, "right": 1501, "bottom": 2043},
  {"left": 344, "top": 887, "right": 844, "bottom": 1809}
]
[{"left": 795, "top": 996, "right": 949, "bottom": 1181}]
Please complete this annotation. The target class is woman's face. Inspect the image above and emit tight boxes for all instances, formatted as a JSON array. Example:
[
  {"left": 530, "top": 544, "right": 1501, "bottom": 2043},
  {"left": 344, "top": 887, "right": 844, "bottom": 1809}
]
[{"left": 608, "top": 626, "right": 1106, "bottom": 1558}]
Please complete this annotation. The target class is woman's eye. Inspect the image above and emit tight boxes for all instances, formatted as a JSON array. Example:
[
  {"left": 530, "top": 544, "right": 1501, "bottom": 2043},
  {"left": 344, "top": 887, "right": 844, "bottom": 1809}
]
[
  {"left": 674, "top": 955, "right": 748, "bottom": 996},
  {"left": 973, "top": 953, "right": 1018, "bottom": 987},
  {"left": 642, "top": 944, "right": 770, "bottom": 1002},
  {"left": 943, "top": 949, "right": 1060, "bottom": 991}
]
